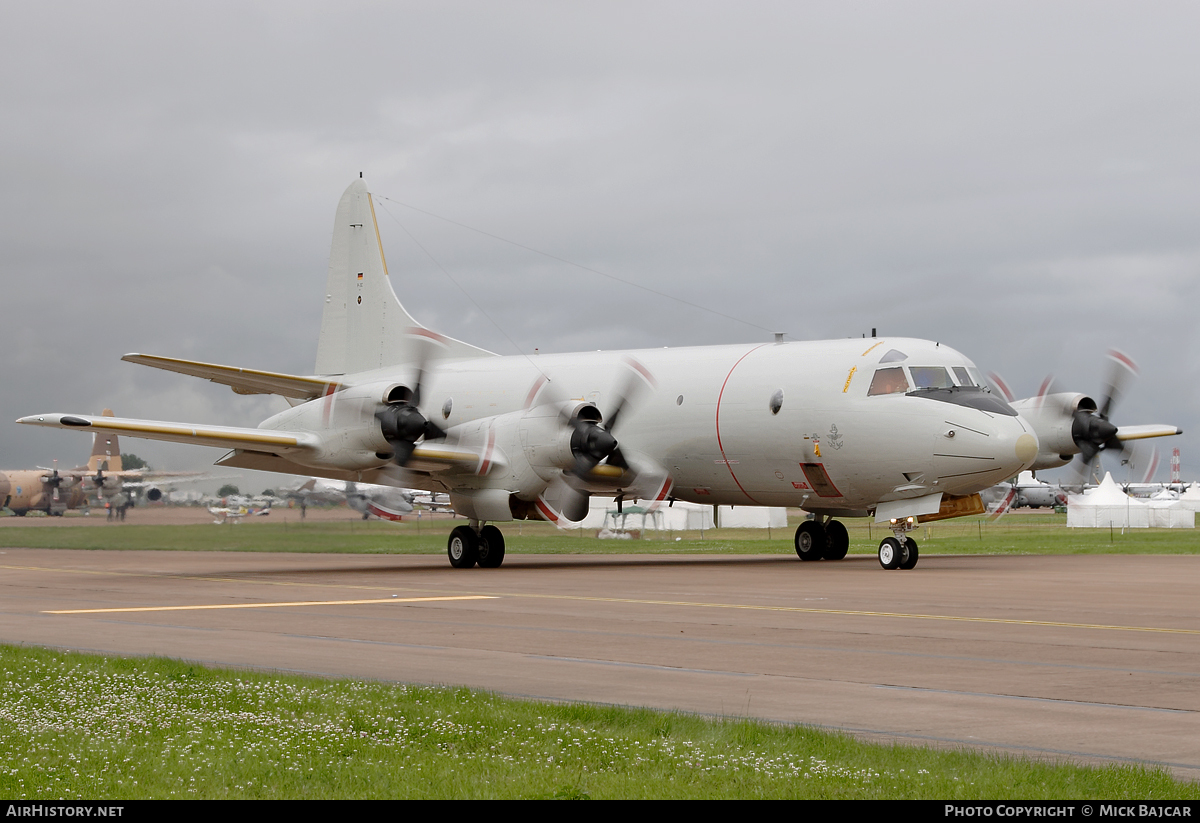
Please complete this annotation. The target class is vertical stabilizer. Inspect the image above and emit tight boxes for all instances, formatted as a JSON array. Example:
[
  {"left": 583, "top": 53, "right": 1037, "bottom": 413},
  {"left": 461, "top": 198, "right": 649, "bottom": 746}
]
[
  {"left": 314, "top": 179, "right": 491, "bottom": 376},
  {"left": 87, "top": 409, "right": 122, "bottom": 472}
]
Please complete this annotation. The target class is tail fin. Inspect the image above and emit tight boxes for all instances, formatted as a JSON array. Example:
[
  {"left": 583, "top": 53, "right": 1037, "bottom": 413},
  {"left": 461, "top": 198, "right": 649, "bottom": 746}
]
[
  {"left": 87, "top": 409, "right": 122, "bottom": 472},
  {"left": 314, "top": 178, "right": 492, "bottom": 376}
]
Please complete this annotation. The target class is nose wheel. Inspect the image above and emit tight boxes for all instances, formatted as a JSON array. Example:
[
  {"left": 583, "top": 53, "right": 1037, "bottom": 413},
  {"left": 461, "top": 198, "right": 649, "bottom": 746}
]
[{"left": 878, "top": 532, "right": 919, "bottom": 570}]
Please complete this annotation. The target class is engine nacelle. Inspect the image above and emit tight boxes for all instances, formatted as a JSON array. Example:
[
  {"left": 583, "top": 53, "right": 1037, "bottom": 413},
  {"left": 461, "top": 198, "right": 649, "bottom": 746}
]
[
  {"left": 259, "top": 381, "right": 401, "bottom": 470},
  {"left": 1011, "top": 392, "right": 1095, "bottom": 470},
  {"left": 517, "top": 402, "right": 599, "bottom": 481}
]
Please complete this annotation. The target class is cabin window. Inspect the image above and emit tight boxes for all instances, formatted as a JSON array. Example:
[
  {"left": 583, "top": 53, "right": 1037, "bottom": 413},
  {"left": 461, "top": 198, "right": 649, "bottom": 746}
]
[
  {"left": 910, "top": 366, "right": 953, "bottom": 389},
  {"left": 769, "top": 389, "right": 784, "bottom": 415},
  {"left": 867, "top": 367, "right": 909, "bottom": 396}
]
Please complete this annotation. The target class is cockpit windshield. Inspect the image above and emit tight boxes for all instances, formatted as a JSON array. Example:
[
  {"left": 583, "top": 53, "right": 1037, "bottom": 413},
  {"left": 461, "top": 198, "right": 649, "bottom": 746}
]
[
  {"left": 909, "top": 366, "right": 954, "bottom": 389},
  {"left": 865, "top": 360, "right": 1013, "bottom": 414},
  {"left": 867, "top": 367, "right": 909, "bottom": 396}
]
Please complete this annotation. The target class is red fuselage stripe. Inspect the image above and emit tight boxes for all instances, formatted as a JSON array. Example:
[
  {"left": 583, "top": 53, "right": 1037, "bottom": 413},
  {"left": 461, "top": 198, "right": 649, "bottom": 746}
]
[{"left": 715, "top": 345, "right": 768, "bottom": 506}]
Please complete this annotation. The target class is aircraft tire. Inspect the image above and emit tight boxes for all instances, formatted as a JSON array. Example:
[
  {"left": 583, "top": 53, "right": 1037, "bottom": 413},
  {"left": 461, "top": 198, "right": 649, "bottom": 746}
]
[
  {"left": 825, "top": 520, "right": 849, "bottom": 560},
  {"left": 898, "top": 537, "right": 919, "bottom": 570},
  {"left": 477, "top": 525, "right": 506, "bottom": 569},
  {"left": 878, "top": 537, "right": 903, "bottom": 570},
  {"left": 447, "top": 526, "right": 479, "bottom": 569},
  {"left": 794, "top": 520, "right": 827, "bottom": 561}
]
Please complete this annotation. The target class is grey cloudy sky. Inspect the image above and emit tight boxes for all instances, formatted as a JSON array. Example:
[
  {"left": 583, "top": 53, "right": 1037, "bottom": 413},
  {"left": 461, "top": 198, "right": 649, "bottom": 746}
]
[{"left": 2, "top": 1, "right": 1197, "bottom": 487}]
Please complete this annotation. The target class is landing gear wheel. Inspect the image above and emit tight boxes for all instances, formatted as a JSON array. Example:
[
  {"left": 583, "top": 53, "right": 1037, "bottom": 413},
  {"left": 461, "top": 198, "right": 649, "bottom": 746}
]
[
  {"left": 447, "top": 525, "right": 479, "bottom": 569},
  {"left": 878, "top": 537, "right": 903, "bottom": 570},
  {"left": 477, "top": 525, "right": 506, "bottom": 569},
  {"left": 794, "top": 520, "right": 827, "bottom": 561},
  {"left": 898, "top": 537, "right": 919, "bottom": 570},
  {"left": 824, "top": 520, "right": 849, "bottom": 561}
]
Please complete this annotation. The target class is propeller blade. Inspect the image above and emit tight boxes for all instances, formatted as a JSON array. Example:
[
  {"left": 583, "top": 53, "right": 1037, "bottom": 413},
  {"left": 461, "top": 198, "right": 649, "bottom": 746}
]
[
  {"left": 1121, "top": 443, "right": 1160, "bottom": 485},
  {"left": 988, "top": 486, "right": 1017, "bottom": 521},
  {"left": 1034, "top": 374, "right": 1058, "bottom": 409},
  {"left": 1099, "top": 349, "right": 1138, "bottom": 420},
  {"left": 375, "top": 330, "right": 453, "bottom": 466},
  {"left": 985, "top": 371, "right": 1015, "bottom": 403},
  {"left": 538, "top": 476, "right": 591, "bottom": 524},
  {"left": 406, "top": 327, "right": 449, "bottom": 409},
  {"left": 603, "top": 357, "right": 656, "bottom": 435},
  {"left": 1063, "top": 452, "right": 1099, "bottom": 491}
]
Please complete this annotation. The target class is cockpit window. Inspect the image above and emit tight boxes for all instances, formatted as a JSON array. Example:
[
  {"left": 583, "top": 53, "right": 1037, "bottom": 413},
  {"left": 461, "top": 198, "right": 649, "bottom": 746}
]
[
  {"left": 868, "top": 367, "right": 910, "bottom": 396},
  {"left": 952, "top": 367, "right": 975, "bottom": 386},
  {"left": 910, "top": 366, "right": 953, "bottom": 389},
  {"left": 879, "top": 349, "right": 907, "bottom": 363}
]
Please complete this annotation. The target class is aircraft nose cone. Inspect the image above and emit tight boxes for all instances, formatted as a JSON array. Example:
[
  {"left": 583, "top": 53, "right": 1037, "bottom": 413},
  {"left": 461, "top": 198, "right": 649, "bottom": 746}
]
[{"left": 1016, "top": 433, "right": 1038, "bottom": 467}]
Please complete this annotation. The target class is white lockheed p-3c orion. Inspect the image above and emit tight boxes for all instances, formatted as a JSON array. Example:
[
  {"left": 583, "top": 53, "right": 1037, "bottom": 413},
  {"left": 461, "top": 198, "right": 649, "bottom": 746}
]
[{"left": 26, "top": 177, "right": 1131, "bottom": 570}]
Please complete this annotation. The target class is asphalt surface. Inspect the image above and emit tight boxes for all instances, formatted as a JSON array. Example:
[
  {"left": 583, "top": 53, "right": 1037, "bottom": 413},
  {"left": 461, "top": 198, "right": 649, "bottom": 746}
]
[{"left": 2, "top": 547, "right": 1198, "bottom": 779}]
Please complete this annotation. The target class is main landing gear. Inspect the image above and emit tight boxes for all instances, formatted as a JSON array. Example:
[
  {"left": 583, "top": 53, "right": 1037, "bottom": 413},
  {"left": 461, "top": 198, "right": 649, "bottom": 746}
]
[
  {"left": 447, "top": 521, "right": 506, "bottom": 569},
  {"left": 793, "top": 517, "right": 850, "bottom": 562},
  {"left": 878, "top": 517, "right": 919, "bottom": 570}
]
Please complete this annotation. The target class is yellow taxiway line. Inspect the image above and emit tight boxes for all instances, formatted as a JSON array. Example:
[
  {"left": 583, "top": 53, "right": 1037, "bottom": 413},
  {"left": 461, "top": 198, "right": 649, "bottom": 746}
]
[
  {"left": 7, "top": 562, "right": 1196, "bottom": 635},
  {"left": 44, "top": 595, "right": 496, "bottom": 615}
]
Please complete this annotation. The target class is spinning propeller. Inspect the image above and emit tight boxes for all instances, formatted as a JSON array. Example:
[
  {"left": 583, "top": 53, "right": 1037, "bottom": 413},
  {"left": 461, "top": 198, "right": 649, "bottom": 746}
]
[
  {"left": 375, "top": 331, "right": 448, "bottom": 465},
  {"left": 41, "top": 462, "right": 66, "bottom": 502},
  {"left": 990, "top": 350, "right": 1175, "bottom": 489},
  {"left": 1062, "top": 350, "right": 1138, "bottom": 488},
  {"left": 540, "top": 358, "right": 659, "bottom": 522}
]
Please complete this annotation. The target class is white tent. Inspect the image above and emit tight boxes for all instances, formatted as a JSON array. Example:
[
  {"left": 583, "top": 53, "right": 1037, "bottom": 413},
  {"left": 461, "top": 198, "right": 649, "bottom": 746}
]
[
  {"left": 1145, "top": 489, "right": 1195, "bottom": 528},
  {"left": 1064, "top": 472, "right": 1195, "bottom": 528},
  {"left": 715, "top": 505, "right": 788, "bottom": 529},
  {"left": 558, "top": 498, "right": 787, "bottom": 532},
  {"left": 1066, "top": 472, "right": 1150, "bottom": 528},
  {"left": 1176, "top": 485, "right": 1200, "bottom": 513},
  {"left": 561, "top": 497, "right": 715, "bottom": 532}
]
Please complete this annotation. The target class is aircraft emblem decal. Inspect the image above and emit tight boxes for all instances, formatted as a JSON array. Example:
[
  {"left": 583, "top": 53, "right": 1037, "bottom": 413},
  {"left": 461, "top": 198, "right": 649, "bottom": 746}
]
[{"left": 827, "top": 424, "right": 844, "bottom": 451}]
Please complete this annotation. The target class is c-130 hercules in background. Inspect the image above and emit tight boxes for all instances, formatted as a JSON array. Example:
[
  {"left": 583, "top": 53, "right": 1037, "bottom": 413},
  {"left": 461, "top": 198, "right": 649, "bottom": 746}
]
[{"left": 20, "top": 179, "right": 1181, "bottom": 569}]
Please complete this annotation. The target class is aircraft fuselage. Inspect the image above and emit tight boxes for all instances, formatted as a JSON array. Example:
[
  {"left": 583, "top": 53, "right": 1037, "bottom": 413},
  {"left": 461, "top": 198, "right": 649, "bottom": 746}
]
[{"left": 260, "top": 336, "right": 1038, "bottom": 516}]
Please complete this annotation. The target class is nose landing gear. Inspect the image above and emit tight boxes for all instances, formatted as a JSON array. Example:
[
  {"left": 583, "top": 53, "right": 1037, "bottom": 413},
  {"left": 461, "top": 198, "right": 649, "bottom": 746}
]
[{"left": 878, "top": 517, "right": 919, "bottom": 570}]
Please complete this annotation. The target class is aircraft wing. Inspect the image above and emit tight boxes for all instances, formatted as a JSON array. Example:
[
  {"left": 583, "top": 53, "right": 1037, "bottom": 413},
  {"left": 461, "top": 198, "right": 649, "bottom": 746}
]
[
  {"left": 1115, "top": 424, "right": 1182, "bottom": 441},
  {"left": 121, "top": 354, "right": 342, "bottom": 400},
  {"left": 18, "top": 413, "right": 320, "bottom": 453}
]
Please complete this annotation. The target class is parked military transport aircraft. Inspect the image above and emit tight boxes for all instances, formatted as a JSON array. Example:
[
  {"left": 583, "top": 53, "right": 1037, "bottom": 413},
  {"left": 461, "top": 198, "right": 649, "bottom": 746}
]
[
  {"left": 18, "top": 179, "right": 1182, "bottom": 568},
  {"left": 2, "top": 410, "right": 195, "bottom": 516}
]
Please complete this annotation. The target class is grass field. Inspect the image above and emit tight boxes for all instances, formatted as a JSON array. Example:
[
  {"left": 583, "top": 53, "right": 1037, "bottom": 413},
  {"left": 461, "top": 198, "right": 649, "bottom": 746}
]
[
  {"left": 2, "top": 645, "right": 1196, "bottom": 800},
  {"left": 0, "top": 510, "right": 1196, "bottom": 556}
]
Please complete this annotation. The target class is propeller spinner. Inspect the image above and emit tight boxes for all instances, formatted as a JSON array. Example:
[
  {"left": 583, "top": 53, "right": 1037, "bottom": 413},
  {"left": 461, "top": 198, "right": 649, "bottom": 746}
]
[
  {"left": 1064, "top": 350, "right": 1138, "bottom": 486},
  {"left": 375, "top": 331, "right": 448, "bottom": 465}
]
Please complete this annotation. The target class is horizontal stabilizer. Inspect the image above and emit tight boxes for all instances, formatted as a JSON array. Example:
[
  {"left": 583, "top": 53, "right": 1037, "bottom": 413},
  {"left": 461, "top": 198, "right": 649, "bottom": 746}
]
[
  {"left": 18, "top": 413, "right": 319, "bottom": 454},
  {"left": 1115, "top": 424, "right": 1183, "bottom": 441},
  {"left": 122, "top": 354, "right": 342, "bottom": 400}
]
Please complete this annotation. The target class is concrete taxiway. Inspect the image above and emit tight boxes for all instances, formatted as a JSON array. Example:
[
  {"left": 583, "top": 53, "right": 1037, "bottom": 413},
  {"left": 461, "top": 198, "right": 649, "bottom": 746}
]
[{"left": 2, "top": 548, "right": 1198, "bottom": 779}]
